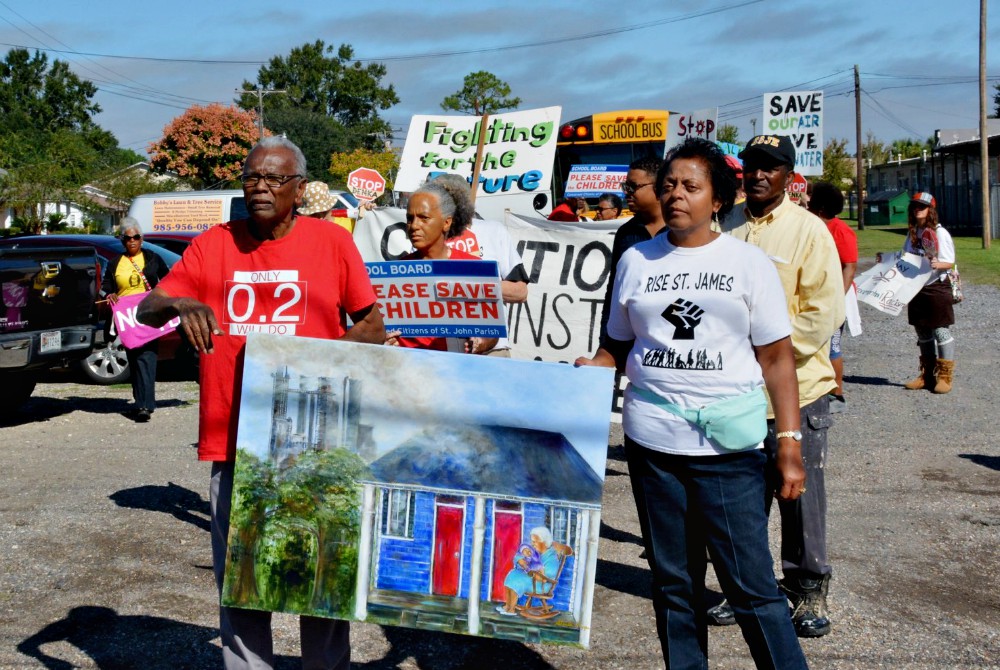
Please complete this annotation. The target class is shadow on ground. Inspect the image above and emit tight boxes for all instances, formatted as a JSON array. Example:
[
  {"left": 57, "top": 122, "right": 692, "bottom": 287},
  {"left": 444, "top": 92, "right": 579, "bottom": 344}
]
[
  {"left": 959, "top": 453, "right": 1000, "bottom": 472},
  {"left": 110, "top": 482, "right": 210, "bottom": 532}
]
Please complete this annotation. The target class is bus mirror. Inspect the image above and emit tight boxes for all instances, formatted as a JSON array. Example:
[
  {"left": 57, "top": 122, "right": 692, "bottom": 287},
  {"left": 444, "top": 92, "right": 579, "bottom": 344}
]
[{"left": 532, "top": 193, "right": 548, "bottom": 211}]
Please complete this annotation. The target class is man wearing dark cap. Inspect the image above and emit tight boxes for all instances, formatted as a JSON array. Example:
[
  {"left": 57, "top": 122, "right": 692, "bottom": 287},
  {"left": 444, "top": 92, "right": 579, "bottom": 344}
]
[{"left": 714, "top": 134, "right": 845, "bottom": 638}]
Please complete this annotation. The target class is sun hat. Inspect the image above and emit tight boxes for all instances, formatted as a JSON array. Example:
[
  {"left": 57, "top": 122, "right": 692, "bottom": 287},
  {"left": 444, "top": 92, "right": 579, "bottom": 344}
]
[
  {"left": 724, "top": 154, "right": 743, "bottom": 178},
  {"left": 911, "top": 191, "right": 936, "bottom": 208},
  {"left": 299, "top": 181, "right": 338, "bottom": 216}
]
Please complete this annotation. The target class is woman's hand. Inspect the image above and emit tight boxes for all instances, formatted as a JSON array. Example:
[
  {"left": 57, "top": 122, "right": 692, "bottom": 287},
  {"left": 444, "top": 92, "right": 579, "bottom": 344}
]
[
  {"left": 385, "top": 330, "right": 402, "bottom": 347},
  {"left": 464, "top": 337, "right": 498, "bottom": 354},
  {"left": 930, "top": 260, "right": 952, "bottom": 271},
  {"left": 105, "top": 292, "right": 119, "bottom": 306}
]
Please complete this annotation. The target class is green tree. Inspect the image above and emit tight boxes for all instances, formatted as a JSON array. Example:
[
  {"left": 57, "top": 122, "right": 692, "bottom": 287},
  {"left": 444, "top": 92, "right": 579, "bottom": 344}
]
[
  {"left": 993, "top": 82, "right": 1000, "bottom": 118},
  {"left": 441, "top": 70, "right": 521, "bottom": 116},
  {"left": 821, "top": 138, "right": 855, "bottom": 187},
  {"left": 0, "top": 48, "right": 132, "bottom": 229},
  {"left": 716, "top": 123, "right": 740, "bottom": 145},
  {"left": 237, "top": 41, "right": 398, "bottom": 154},
  {"left": 263, "top": 106, "right": 351, "bottom": 180},
  {"left": 889, "top": 137, "right": 932, "bottom": 160},
  {"left": 223, "top": 451, "right": 278, "bottom": 605},
  {"left": 862, "top": 130, "right": 889, "bottom": 166},
  {"left": 328, "top": 147, "right": 399, "bottom": 195},
  {"left": 148, "top": 103, "right": 262, "bottom": 189}
]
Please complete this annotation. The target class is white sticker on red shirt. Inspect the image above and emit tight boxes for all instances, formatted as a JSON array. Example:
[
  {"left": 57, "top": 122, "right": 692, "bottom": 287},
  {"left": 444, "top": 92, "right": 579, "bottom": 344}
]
[{"left": 224, "top": 270, "right": 307, "bottom": 336}]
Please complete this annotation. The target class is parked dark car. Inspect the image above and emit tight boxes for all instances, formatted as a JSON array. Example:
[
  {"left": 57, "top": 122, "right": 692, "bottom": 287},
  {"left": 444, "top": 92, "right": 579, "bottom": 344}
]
[
  {"left": 0, "top": 234, "right": 195, "bottom": 384},
  {"left": 142, "top": 230, "right": 200, "bottom": 256}
]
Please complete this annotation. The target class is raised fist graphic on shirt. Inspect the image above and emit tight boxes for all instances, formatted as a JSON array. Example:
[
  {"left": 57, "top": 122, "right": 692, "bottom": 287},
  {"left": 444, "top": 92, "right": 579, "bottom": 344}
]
[{"left": 662, "top": 298, "right": 703, "bottom": 340}]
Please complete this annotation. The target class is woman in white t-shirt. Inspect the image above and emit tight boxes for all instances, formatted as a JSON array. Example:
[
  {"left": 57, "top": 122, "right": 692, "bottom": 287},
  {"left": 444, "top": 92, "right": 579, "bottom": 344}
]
[{"left": 576, "top": 138, "right": 809, "bottom": 669}]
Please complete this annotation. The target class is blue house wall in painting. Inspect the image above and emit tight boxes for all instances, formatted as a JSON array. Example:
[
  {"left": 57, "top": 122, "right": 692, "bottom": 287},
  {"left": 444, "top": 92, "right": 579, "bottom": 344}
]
[{"left": 368, "top": 422, "right": 600, "bottom": 615}]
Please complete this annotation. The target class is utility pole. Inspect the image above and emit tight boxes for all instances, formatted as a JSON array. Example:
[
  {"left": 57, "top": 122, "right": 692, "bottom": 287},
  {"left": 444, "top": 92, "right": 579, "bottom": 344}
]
[
  {"left": 235, "top": 86, "right": 287, "bottom": 140},
  {"left": 980, "top": 0, "right": 991, "bottom": 248},
  {"left": 750, "top": 118, "right": 757, "bottom": 136},
  {"left": 854, "top": 64, "right": 865, "bottom": 230}
]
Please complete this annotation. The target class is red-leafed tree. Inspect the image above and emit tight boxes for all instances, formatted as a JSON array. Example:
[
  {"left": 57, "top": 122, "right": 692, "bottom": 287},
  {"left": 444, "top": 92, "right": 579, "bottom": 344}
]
[{"left": 148, "top": 103, "right": 265, "bottom": 189}]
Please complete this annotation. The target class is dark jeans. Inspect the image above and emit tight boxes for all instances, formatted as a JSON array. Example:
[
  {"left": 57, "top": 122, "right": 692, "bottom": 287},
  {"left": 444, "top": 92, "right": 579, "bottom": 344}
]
[
  {"left": 126, "top": 340, "right": 158, "bottom": 411},
  {"left": 626, "top": 437, "right": 808, "bottom": 670},
  {"left": 764, "top": 394, "right": 832, "bottom": 578}
]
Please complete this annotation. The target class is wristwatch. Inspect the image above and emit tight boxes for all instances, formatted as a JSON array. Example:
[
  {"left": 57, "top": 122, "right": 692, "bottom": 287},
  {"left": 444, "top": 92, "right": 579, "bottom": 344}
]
[{"left": 775, "top": 430, "right": 803, "bottom": 441}]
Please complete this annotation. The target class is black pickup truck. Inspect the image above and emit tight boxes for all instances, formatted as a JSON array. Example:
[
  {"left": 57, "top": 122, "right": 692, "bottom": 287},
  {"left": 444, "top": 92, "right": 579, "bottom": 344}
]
[{"left": 0, "top": 245, "right": 100, "bottom": 411}]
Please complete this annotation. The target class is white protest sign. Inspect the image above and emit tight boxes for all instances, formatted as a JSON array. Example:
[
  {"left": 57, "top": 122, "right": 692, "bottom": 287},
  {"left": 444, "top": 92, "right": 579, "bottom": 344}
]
[
  {"left": 352, "top": 208, "right": 618, "bottom": 362},
  {"left": 763, "top": 91, "right": 823, "bottom": 176},
  {"left": 664, "top": 107, "right": 718, "bottom": 154},
  {"left": 854, "top": 251, "right": 932, "bottom": 316},
  {"left": 395, "top": 106, "right": 561, "bottom": 199}
]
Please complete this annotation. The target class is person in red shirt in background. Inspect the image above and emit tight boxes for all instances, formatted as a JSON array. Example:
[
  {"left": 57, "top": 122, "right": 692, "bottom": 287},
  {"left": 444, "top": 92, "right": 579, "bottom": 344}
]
[
  {"left": 808, "top": 182, "right": 857, "bottom": 412},
  {"left": 547, "top": 195, "right": 584, "bottom": 221}
]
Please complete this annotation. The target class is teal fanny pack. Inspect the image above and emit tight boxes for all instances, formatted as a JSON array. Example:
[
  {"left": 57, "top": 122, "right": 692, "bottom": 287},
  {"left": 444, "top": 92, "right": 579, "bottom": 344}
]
[{"left": 631, "top": 384, "right": 768, "bottom": 451}]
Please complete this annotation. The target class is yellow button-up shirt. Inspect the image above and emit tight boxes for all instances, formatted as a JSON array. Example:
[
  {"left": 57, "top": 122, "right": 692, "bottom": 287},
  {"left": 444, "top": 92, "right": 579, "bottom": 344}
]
[{"left": 721, "top": 196, "right": 845, "bottom": 413}]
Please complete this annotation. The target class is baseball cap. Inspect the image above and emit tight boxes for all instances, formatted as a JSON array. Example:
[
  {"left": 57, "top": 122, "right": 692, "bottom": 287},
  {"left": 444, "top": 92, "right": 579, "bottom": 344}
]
[
  {"left": 738, "top": 134, "right": 796, "bottom": 167},
  {"left": 298, "top": 181, "right": 338, "bottom": 216},
  {"left": 911, "top": 191, "right": 936, "bottom": 208}
]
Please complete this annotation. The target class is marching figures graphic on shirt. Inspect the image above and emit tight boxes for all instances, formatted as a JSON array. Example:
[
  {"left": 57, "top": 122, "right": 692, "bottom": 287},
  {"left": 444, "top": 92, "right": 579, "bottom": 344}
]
[{"left": 643, "top": 297, "right": 724, "bottom": 370}]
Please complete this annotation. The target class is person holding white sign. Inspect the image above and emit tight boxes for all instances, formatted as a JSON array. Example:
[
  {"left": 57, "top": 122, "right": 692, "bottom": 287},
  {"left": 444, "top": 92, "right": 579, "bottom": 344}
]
[
  {"left": 899, "top": 192, "right": 956, "bottom": 393},
  {"left": 718, "top": 134, "right": 844, "bottom": 638},
  {"left": 578, "top": 138, "right": 808, "bottom": 670},
  {"left": 385, "top": 180, "right": 497, "bottom": 355}
]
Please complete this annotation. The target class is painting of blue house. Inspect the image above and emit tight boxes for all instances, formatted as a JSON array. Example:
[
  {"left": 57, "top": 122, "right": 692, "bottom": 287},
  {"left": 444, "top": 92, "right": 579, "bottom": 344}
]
[{"left": 224, "top": 334, "right": 613, "bottom": 648}]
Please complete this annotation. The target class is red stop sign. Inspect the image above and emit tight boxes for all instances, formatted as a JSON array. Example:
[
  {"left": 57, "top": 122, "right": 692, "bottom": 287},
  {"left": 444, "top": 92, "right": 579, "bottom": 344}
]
[
  {"left": 787, "top": 172, "right": 808, "bottom": 196},
  {"left": 347, "top": 167, "right": 386, "bottom": 203}
]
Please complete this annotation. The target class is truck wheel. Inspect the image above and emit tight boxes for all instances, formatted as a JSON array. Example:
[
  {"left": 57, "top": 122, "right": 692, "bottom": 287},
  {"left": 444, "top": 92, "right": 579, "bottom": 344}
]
[{"left": 80, "top": 334, "right": 130, "bottom": 385}]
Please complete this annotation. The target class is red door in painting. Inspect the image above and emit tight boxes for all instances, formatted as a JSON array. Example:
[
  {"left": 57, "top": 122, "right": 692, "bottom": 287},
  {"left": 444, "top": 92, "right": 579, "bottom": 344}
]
[
  {"left": 491, "top": 510, "right": 523, "bottom": 601},
  {"left": 432, "top": 503, "right": 464, "bottom": 596}
]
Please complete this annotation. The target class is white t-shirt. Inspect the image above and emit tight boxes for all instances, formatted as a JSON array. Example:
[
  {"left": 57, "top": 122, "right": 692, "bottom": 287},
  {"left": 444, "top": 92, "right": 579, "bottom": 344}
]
[
  {"left": 607, "top": 233, "right": 791, "bottom": 456},
  {"left": 448, "top": 219, "right": 529, "bottom": 351},
  {"left": 903, "top": 224, "right": 955, "bottom": 286}
]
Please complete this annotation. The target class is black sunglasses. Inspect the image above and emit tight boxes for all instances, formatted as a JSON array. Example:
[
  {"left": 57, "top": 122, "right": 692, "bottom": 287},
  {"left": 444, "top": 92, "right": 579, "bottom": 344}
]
[{"left": 121, "top": 234, "right": 142, "bottom": 241}]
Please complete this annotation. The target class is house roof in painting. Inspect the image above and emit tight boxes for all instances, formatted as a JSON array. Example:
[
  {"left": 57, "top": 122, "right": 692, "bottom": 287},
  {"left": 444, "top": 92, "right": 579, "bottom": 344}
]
[{"left": 369, "top": 424, "right": 604, "bottom": 505}]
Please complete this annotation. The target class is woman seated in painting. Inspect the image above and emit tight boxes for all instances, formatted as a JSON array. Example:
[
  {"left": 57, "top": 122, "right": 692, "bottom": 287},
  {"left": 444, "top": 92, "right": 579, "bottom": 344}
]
[
  {"left": 384, "top": 179, "right": 497, "bottom": 354},
  {"left": 496, "top": 526, "right": 560, "bottom": 616}
]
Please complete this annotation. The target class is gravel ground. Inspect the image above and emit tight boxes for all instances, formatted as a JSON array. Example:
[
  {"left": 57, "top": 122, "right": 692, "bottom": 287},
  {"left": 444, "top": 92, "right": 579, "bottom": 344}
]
[{"left": 1, "top": 269, "right": 998, "bottom": 669}]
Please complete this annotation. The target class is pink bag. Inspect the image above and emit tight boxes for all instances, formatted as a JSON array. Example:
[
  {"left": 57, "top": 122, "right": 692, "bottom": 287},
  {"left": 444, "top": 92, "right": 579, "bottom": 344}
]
[{"left": 110, "top": 292, "right": 180, "bottom": 349}]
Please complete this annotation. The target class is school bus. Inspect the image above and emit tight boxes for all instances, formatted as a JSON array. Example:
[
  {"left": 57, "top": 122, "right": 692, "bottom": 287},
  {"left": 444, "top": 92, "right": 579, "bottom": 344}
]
[{"left": 553, "top": 109, "right": 670, "bottom": 198}]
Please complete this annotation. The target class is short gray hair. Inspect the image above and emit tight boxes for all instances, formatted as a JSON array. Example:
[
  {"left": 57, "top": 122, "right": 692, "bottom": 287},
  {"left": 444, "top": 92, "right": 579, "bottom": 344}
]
[
  {"left": 249, "top": 136, "right": 307, "bottom": 176},
  {"left": 118, "top": 216, "right": 142, "bottom": 236},
  {"left": 529, "top": 526, "right": 553, "bottom": 547},
  {"left": 415, "top": 176, "right": 473, "bottom": 239}
]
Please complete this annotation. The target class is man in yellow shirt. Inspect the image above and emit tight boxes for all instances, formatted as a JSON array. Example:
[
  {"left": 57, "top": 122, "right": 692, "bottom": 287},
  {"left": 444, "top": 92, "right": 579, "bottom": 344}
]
[{"left": 714, "top": 134, "right": 845, "bottom": 638}]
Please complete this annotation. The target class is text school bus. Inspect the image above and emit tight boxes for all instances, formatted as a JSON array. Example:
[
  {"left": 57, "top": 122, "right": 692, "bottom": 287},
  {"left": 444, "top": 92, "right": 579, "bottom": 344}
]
[{"left": 553, "top": 110, "right": 670, "bottom": 199}]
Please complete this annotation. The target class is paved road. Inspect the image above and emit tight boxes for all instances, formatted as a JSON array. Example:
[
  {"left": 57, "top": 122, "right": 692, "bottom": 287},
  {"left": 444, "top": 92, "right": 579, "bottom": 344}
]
[{"left": 0, "top": 282, "right": 997, "bottom": 669}]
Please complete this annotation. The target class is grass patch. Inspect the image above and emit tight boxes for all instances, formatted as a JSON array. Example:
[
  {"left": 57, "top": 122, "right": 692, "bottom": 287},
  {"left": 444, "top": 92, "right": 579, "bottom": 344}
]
[{"left": 841, "top": 219, "right": 1000, "bottom": 288}]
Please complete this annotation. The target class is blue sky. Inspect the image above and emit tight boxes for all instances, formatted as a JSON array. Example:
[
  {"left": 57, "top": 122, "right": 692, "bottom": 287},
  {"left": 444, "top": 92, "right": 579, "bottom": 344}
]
[
  {"left": 2, "top": 0, "right": 996, "bottom": 157},
  {"left": 237, "top": 334, "right": 615, "bottom": 477}
]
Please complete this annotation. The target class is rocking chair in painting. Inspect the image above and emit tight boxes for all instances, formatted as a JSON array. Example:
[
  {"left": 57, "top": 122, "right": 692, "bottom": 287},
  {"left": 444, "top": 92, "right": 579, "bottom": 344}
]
[{"left": 517, "top": 542, "right": 573, "bottom": 621}]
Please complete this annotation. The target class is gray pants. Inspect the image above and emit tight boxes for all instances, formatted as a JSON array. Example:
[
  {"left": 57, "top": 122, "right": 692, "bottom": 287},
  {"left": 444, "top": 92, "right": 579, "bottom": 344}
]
[
  {"left": 764, "top": 395, "right": 832, "bottom": 578},
  {"left": 211, "top": 462, "right": 350, "bottom": 670}
]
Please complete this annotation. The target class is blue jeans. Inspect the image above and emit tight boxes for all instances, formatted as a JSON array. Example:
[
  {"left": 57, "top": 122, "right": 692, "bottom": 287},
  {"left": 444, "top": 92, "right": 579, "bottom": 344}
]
[{"left": 626, "top": 437, "right": 808, "bottom": 670}]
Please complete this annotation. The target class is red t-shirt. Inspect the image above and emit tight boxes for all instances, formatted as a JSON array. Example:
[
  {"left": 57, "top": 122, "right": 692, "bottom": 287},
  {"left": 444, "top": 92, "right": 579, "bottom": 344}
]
[
  {"left": 397, "top": 247, "right": 480, "bottom": 351},
  {"left": 825, "top": 216, "right": 859, "bottom": 264},
  {"left": 157, "top": 216, "right": 377, "bottom": 461}
]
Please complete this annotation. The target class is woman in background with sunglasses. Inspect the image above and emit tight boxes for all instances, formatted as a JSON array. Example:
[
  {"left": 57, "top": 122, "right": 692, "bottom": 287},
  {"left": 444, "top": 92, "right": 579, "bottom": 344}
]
[{"left": 102, "top": 217, "right": 169, "bottom": 422}]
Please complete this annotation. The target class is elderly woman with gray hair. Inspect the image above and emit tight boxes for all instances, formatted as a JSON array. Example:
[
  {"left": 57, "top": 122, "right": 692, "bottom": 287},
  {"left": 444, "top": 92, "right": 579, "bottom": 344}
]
[
  {"left": 384, "top": 180, "right": 496, "bottom": 354},
  {"left": 101, "top": 217, "right": 169, "bottom": 421},
  {"left": 496, "top": 526, "right": 561, "bottom": 616}
]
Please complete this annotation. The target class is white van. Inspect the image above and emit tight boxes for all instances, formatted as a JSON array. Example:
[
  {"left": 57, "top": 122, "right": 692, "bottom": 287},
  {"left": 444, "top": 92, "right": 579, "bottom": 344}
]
[
  {"left": 128, "top": 188, "right": 359, "bottom": 233},
  {"left": 127, "top": 190, "right": 247, "bottom": 234}
]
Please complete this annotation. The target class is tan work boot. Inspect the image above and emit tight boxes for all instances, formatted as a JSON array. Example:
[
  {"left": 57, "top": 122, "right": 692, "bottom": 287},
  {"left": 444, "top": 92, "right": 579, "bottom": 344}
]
[
  {"left": 933, "top": 359, "right": 954, "bottom": 394},
  {"left": 903, "top": 356, "right": 936, "bottom": 390}
]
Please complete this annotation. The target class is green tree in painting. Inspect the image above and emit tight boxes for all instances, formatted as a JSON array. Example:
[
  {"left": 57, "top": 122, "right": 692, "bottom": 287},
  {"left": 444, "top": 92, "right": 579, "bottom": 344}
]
[
  {"left": 225, "top": 451, "right": 278, "bottom": 605},
  {"left": 268, "top": 448, "right": 371, "bottom": 615}
]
